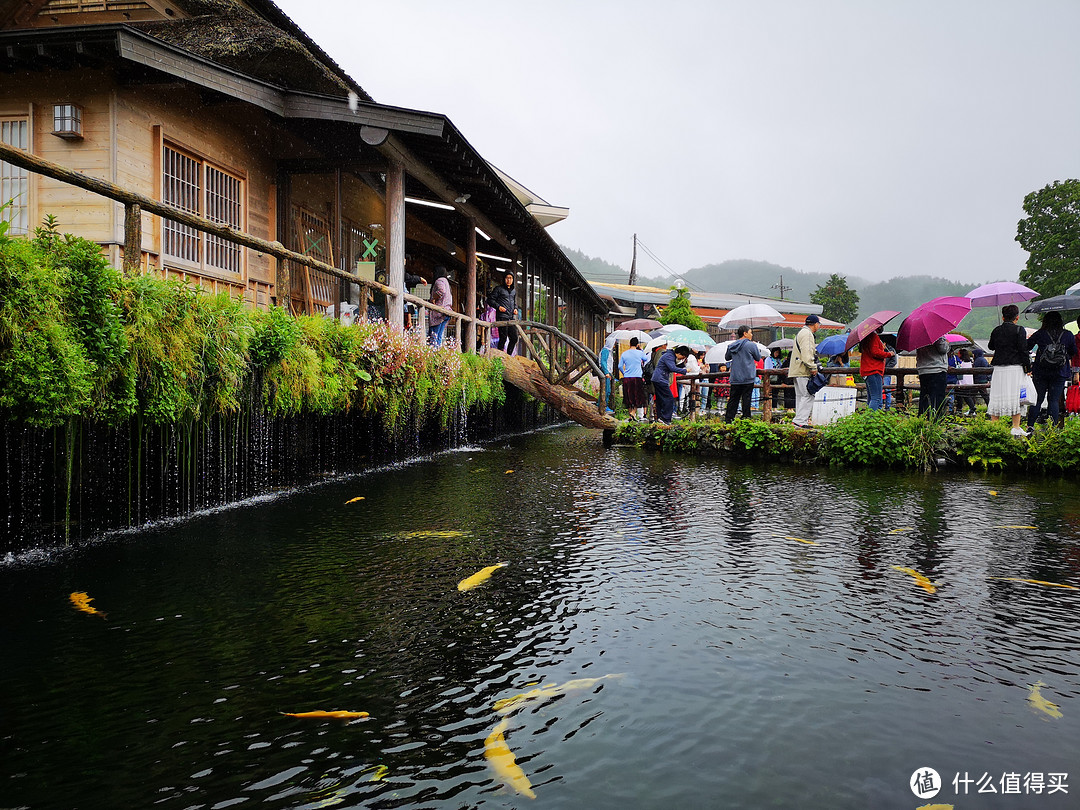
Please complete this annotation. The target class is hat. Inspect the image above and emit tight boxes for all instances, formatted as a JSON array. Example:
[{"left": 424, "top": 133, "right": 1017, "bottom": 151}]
[{"left": 805, "top": 314, "right": 821, "bottom": 324}]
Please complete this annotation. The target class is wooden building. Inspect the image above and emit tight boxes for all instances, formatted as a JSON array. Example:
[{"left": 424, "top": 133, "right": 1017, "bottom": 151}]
[{"left": 0, "top": 0, "right": 608, "bottom": 348}]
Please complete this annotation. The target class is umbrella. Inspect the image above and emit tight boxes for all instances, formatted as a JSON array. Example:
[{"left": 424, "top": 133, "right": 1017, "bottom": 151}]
[
  {"left": 616, "top": 318, "right": 663, "bottom": 331},
  {"left": 896, "top": 296, "right": 973, "bottom": 351},
  {"left": 816, "top": 333, "right": 850, "bottom": 357},
  {"left": 663, "top": 329, "right": 716, "bottom": 350},
  {"left": 704, "top": 340, "right": 768, "bottom": 365},
  {"left": 718, "top": 303, "right": 785, "bottom": 328},
  {"left": 966, "top": 281, "right": 1039, "bottom": 307},
  {"left": 644, "top": 336, "right": 668, "bottom": 353},
  {"left": 945, "top": 333, "right": 973, "bottom": 349},
  {"left": 607, "top": 329, "right": 652, "bottom": 344},
  {"left": 843, "top": 310, "right": 901, "bottom": 352},
  {"left": 767, "top": 338, "right": 794, "bottom": 350},
  {"left": 654, "top": 323, "right": 687, "bottom": 335},
  {"left": 1023, "top": 294, "right": 1080, "bottom": 314}
]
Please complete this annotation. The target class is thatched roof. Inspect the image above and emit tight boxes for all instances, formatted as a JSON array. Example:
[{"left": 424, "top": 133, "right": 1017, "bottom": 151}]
[{"left": 133, "top": 0, "right": 372, "bottom": 99}]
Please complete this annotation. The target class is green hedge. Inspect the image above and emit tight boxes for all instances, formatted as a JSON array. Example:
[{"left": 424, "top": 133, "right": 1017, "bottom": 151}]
[
  {"left": 0, "top": 224, "right": 504, "bottom": 430},
  {"left": 614, "top": 409, "right": 1080, "bottom": 473}
]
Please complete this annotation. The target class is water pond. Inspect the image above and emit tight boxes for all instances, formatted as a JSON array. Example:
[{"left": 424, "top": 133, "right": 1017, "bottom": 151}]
[{"left": 2, "top": 426, "right": 1078, "bottom": 809}]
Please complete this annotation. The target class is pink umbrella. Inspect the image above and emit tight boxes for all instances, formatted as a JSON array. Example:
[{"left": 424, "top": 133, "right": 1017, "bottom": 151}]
[
  {"left": 896, "top": 297, "right": 973, "bottom": 351},
  {"left": 966, "top": 281, "right": 1039, "bottom": 307},
  {"left": 617, "top": 317, "right": 664, "bottom": 331},
  {"left": 844, "top": 310, "right": 901, "bottom": 352}
]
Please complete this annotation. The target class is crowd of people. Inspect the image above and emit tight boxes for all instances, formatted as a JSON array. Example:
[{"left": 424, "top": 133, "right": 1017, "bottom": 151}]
[{"left": 604, "top": 307, "right": 1080, "bottom": 431}]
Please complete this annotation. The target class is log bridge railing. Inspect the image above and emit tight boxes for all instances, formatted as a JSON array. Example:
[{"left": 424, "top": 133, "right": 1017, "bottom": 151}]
[
  {"left": 0, "top": 141, "right": 487, "bottom": 352},
  {"left": 494, "top": 320, "right": 607, "bottom": 414},
  {"left": 679, "top": 365, "right": 996, "bottom": 420}
]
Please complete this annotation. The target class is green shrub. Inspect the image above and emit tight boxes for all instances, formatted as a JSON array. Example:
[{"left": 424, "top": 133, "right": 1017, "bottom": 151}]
[
  {"left": 820, "top": 409, "right": 908, "bottom": 467},
  {"left": 954, "top": 417, "right": 1022, "bottom": 470}
]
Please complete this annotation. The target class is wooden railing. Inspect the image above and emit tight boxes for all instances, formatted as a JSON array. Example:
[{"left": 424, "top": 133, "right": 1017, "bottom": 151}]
[{"left": 0, "top": 141, "right": 489, "bottom": 352}]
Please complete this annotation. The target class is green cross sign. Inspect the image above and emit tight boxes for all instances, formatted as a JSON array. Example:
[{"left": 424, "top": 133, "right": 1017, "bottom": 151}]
[
  {"left": 302, "top": 231, "right": 326, "bottom": 256},
  {"left": 362, "top": 238, "right": 380, "bottom": 260}
]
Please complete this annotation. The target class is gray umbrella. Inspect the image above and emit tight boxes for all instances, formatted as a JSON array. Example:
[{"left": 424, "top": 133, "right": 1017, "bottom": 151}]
[{"left": 1023, "top": 294, "right": 1080, "bottom": 313}]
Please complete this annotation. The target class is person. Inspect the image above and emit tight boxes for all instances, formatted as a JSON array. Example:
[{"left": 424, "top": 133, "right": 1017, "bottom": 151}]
[
  {"left": 971, "top": 347, "right": 991, "bottom": 409},
  {"left": 651, "top": 344, "right": 689, "bottom": 424},
  {"left": 403, "top": 269, "right": 424, "bottom": 329},
  {"left": 859, "top": 327, "right": 894, "bottom": 411},
  {"left": 618, "top": 337, "right": 648, "bottom": 420},
  {"left": 882, "top": 333, "right": 898, "bottom": 408},
  {"left": 956, "top": 349, "right": 977, "bottom": 416},
  {"left": 789, "top": 314, "right": 821, "bottom": 428},
  {"left": 678, "top": 348, "right": 701, "bottom": 414},
  {"left": 1026, "top": 311, "right": 1077, "bottom": 428},
  {"left": 427, "top": 265, "right": 453, "bottom": 346},
  {"left": 765, "top": 347, "right": 785, "bottom": 410},
  {"left": 487, "top": 270, "right": 519, "bottom": 354},
  {"left": 598, "top": 337, "right": 616, "bottom": 414},
  {"left": 724, "top": 325, "right": 763, "bottom": 421},
  {"left": 915, "top": 336, "right": 949, "bottom": 416},
  {"left": 987, "top": 303, "right": 1031, "bottom": 436}
]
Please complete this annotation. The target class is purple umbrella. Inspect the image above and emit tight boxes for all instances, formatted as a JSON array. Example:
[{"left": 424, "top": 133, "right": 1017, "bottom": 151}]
[
  {"left": 896, "top": 297, "right": 973, "bottom": 352},
  {"left": 844, "top": 310, "right": 901, "bottom": 352},
  {"left": 966, "top": 281, "right": 1039, "bottom": 307},
  {"left": 617, "top": 317, "right": 664, "bottom": 331}
]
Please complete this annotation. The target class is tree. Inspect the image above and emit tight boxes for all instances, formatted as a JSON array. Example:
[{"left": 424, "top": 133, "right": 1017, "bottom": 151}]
[
  {"left": 809, "top": 273, "right": 859, "bottom": 324},
  {"left": 1016, "top": 179, "right": 1080, "bottom": 297},
  {"left": 659, "top": 284, "right": 707, "bottom": 332}
]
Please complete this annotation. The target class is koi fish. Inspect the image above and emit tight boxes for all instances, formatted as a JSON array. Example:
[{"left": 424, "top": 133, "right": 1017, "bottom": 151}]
[
  {"left": 398, "top": 530, "right": 466, "bottom": 539},
  {"left": 916, "top": 804, "right": 954, "bottom": 810},
  {"left": 458, "top": 563, "right": 507, "bottom": 592},
  {"left": 888, "top": 527, "right": 913, "bottom": 534},
  {"left": 1027, "top": 681, "right": 1063, "bottom": 719},
  {"left": 990, "top": 577, "right": 1077, "bottom": 590},
  {"left": 281, "top": 710, "right": 369, "bottom": 719},
  {"left": 892, "top": 566, "right": 937, "bottom": 594},
  {"left": 493, "top": 674, "right": 624, "bottom": 714},
  {"left": 581, "top": 491, "right": 601, "bottom": 496},
  {"left": 345, "top": 496, "right": 365, "bottom": 504},
  {"left": 786, "top": 535, "right": 817, "bottom": 545},
  {"left": 70, "top": 592, "right": 106, "bottom": 617},
  {"left": 365, "top": 765, "right": 389, "bottom": 781},
  {"left": 989, "top": 490, "right": 998, "bottom": 496},
  {"left": 505, "top": 469, "right": 515, "bottom": 474},
  {"left": 484, "top": 718, "right": 536, "bottom": 799},
  {"left": 994, "top": 525, "right": 1037, "bottom": 529}
]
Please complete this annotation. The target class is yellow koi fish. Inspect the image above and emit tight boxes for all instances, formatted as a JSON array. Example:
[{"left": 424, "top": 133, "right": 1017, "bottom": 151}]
[
  {"left": 399, "top": 530, "right": 466, "bottom": 539},
  {"left": 916, "top": 804, "right": 954, "bottom": 810},
  {"left": 493, "top": 674, "right": 624, "bottom": 714},
  {"left": 892, "top": 566, "right": 937, "bottom": 594},
  {"left": 989, "top": 490, "right": 998, "bottom": 496},
  {"left": 484, "top": 718, "right": 536, "bottom": 799},
  {"left": 991, "top": 577, "right": 1077, "bottom": 590},
  {"left": 345, "top": 496, "right": 365, "bottom": 504},
  {"left": 581, "top": 491, "right": 601, "bottom": 496},
  {"left": 888, "top": 527, "right": 913, "bottom": 534},
  {"left": 505, "top": 469, "right": 515, "bottom": 474},
  {"left": 994, "top": 525, "right": 1037, "bottom": 530},
  {"left": 281, "top": 710, "right": 369, "bottom": 719},
  {"left": 1027, "top": 681, "right": 1063, "bottom": 719},
  {"left": 786, "top": 536, "right": 817, "bottom": 545},
  {"left": 70, "top": 591, "right": 106, "bottom": 617},
  {"left": 365, "top": 765, "right": 389, "bottom": 781},
  {"left": 458, "top": 563, "right": 507, "bottom": 591}
]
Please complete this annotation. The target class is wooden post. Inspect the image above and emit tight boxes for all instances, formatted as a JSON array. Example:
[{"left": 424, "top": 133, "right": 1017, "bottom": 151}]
[
  {"left": 465, "top": 219, "right": 477, "bottom": 354},
  {"left": 386, "top": 161, "right": 405, "bottom": 330},
  {"left": 275, "top": 169, "right": 291, "bottom": 308},
  {"left": 761, "top": 369, "right": 772, "bottom": 422},
  {"left": 122, "top": 202, "right": 141, "bottom": 275}
]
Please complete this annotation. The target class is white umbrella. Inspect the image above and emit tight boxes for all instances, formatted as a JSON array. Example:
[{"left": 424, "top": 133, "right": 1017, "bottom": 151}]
[
  {"left": 607, "top": 329, "right": 652, "bottom": 344},
  {"left": 644, "top": 336, "right": 668, "bottom": 353},
  {"left": 655, "top": 323, "right": 686, "bottom": 334},
  {"left": 704, "top": 340, "right": 769, "bottom": 365},
  {"left": 718, "top": 303, "right": 785, "bottom": 328}
]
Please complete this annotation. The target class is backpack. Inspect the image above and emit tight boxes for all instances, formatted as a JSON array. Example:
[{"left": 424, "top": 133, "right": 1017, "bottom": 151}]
[{"left": 1038, "top": 332, "right": 1068, "bottom": 369}]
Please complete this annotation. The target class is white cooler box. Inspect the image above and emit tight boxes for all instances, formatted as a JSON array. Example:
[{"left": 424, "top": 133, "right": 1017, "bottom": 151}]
[{"left": 812, "top": 387, "right": 857, "bottom": 425}]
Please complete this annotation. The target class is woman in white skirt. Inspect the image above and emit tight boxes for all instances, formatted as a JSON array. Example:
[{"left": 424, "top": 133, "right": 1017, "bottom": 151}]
[{"left": 987, "top": 304, "right": 1032, "bottom": 436}]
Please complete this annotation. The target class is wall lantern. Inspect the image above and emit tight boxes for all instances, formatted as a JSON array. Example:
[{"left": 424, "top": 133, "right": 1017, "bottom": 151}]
[{"left": 52, "top": 103, "right": 83, "bottom": 139}]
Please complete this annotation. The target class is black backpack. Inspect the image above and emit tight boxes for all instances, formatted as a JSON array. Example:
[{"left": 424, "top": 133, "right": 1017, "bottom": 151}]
[{"left": 1038, "top": 332, "right": 1068, "bottom": 368}]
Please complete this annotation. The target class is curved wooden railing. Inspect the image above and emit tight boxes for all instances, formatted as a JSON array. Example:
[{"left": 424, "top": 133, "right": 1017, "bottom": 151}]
[{"left": 493, "top": 320, "right": 607, "bottom": 412}]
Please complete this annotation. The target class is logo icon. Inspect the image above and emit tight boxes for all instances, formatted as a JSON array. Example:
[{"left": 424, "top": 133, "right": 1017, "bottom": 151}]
[{"left": 911, "top": 767, "right": 941, "bottom": 799}]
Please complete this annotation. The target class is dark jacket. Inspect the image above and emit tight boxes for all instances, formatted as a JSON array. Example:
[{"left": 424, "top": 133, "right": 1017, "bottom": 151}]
[
  {"left": 988, "top": 321, "right": 1030, "bottom": 372},
  {"left": 651, "top": 349, "right": 685, "bottom": 387},
  {"left": 1028, "top": 327, "right": 1077, "bottom": 380},
  {"left": 487, "top": 283, "right": 517, "bottom": 320}
]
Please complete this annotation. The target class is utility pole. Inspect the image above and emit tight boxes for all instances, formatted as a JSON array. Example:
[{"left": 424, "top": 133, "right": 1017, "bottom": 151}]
[
  {"left": 771, "top": 275, "right": 791, "bottom": 300},
  {"left": 628, "top": 233, "right": 637, "bottom": 286}
]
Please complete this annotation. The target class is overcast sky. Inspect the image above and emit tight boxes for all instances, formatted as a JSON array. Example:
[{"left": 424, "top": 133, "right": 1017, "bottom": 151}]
[{"left": 273, "top": 0, "right": 1080, "bottom": 285}]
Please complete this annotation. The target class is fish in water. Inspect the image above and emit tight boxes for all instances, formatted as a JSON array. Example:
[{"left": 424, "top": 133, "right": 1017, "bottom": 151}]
[
  {"left": 505, "top": 469, "right": 515, "bottom": 474},
  {"left": 990, "top": 577, "right": 1077, "bottom": 590},
  {"left": 994, "top": 525, "right": 1037, "bottom": 529},
  {"left": 989, "top": 490, "right": 998, "bottom": 496},
  {"left": 786, "top": 536, "right": 817, "bottom": 545},
  {"left": 1027, "top": 681, "right": 1063, "bottom": 719},
  {"left": 484, "top": 718, "right": 536, "bottom": 799},
  {"left": 365, "top": 764, "right": 389, "bottom": 781},
  {"left": 398, "top": 530, "right": 466, "bottom": 539},
  {"left": 281, "top": 710, "right": 369, "bottom": 719},
  {"left": 493, "top": 674, "right": 624, "bottom": 714},
  {"left": 458, "top": 563, "right": 507, "bottom": 592},
  {"left": 345, "top": 496, "right": 365, "bottom": 504},
  {"left": 916, "top": 804, "right": 954, "bottom": 810},
  {"left": 892, "top": 566, "right": 937, "bottom": 594},
  {"left": 888, "top": 527, "right": 913, "bottom": 534},
  {"left": 70, "top": 591, "right": 106, "bottom": 617}
]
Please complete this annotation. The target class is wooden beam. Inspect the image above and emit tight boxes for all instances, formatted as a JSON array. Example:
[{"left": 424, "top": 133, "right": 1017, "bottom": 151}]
[
  {"left": 465, "top": 218, "right": 477, "bottom": 354},
  {"left": 386, "top": 160, "right": 405, "bottom": 329}
]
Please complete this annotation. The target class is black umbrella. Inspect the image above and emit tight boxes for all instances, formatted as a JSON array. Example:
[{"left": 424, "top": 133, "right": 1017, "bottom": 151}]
[{"left": 1023, "top": 295, "right": 1080, "bottom": 314}]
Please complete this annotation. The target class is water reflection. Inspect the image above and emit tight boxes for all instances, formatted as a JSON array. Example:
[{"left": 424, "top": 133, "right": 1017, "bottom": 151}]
[{"left": 1, "top": 427, "right": 1078, "bottom": 809}]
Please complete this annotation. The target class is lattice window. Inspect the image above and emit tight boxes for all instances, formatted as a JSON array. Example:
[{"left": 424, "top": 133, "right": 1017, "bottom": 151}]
[
  {"left": 162, "top": 143, "right": 243, "bottom": 274},
  {"left": 0, "top": 118, "right": 30, "bottom": 236}
]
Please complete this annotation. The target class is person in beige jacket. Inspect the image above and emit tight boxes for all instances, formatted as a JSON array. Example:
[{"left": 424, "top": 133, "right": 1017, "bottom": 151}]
[{"left": 788, "top": 314, "right": 822, "bottom": 428}]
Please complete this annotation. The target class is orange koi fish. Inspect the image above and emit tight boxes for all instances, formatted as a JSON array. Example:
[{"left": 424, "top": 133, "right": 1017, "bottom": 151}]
[
  {"left": 70, "top": 592, "right": 106, "bottom": 617},
  {"left": 345, "top": 496, "right": 365, "bottom": 504},
  {"left": 281, "top": 710, "right": 369, "bottom": 719},
  {"left": 892, "top": 566, "right": 937, "bottom": 594}
]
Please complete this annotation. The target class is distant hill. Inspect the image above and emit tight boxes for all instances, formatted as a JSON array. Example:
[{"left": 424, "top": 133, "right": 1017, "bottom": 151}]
[{"left": 561, "top": 247, "right": 1012, "bottom": 340}]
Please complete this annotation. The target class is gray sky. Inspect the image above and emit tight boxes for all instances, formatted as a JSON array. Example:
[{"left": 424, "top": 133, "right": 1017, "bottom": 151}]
[{"left": 274, "top": 0, "right": 1080, "bottom": 284}]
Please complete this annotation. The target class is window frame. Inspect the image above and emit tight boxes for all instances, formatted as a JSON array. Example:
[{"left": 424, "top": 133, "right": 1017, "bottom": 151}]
[{"left": 0, "top": 115, "right": 32, "bottom": 236}]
